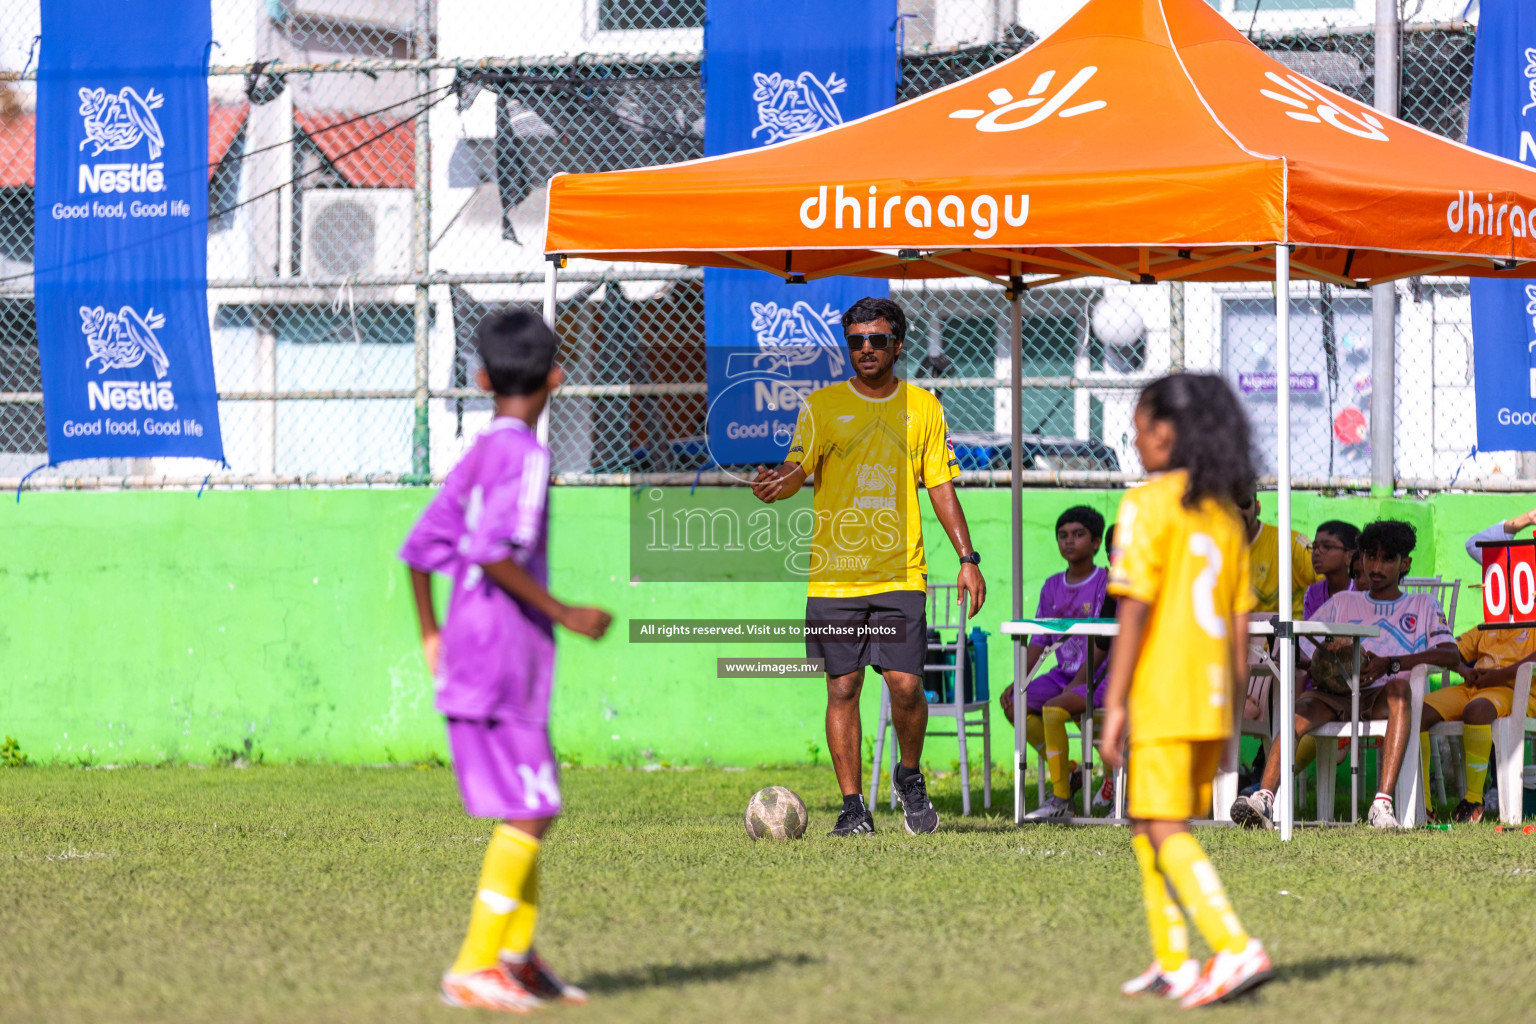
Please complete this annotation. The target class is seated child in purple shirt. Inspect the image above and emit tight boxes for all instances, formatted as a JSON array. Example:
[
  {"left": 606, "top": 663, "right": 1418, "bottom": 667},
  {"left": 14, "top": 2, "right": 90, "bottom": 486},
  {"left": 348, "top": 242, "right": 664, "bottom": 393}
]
[{"left": 400, "top": 309, "right": 611, "bottom": 1013}]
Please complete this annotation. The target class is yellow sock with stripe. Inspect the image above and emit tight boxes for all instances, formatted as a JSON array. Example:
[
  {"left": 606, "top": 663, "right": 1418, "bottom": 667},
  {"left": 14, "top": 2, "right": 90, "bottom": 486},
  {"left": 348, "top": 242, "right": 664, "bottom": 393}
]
[
  {"left": 1133, "top": 834, "right": 1189, "bottom": 972},
  {"left": 1463, "top": 725, "right": 1494, "bottom": 804},
  {"left": 1156, "top": 832, "right": 1249, "bottom": 956},
  {"left": 498, "top": 858, "right": 540, "bottom": 962},
  {"left": 1043, "top": 705, "right": 1074, "bottom": 800},
  {"left": 451, "top": 824, "right": 541, "bottom": 975},
  {"left": 1025, "top": 713, "right": 1045, "bottom": 757}
]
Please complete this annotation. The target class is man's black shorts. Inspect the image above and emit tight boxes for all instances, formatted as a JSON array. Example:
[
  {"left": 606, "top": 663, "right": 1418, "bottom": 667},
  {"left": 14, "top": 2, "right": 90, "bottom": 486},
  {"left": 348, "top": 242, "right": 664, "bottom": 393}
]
[{"left": 805, "top": 590, "right": 927, "bottom": 678}]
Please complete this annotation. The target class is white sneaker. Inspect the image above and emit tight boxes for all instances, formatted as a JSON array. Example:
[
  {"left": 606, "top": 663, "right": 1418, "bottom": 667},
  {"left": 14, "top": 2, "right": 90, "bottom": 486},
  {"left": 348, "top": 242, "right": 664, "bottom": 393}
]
[
  {"left": 1230, "top": 790, "right": 1274, "bottom": 830},
  {"left": 1121, "top": 958, "right": 1200, "bottom": 998},
  {"left": 1022, "top": 794, "right": 1074, "bottom": 820},
  {"left": 1179, "top": 939, "right": 1274, "bottom": 1008},
  {"left": 1367, "top": 795, "right": 1399, "bottom": 829}
]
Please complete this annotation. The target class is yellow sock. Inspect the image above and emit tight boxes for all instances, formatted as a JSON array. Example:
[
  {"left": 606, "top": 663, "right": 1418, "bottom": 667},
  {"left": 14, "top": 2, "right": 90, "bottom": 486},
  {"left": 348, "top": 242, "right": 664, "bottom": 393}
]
[
  {"left": 498, "top": 858, "right": 540, "bottom": 961},
  {"left": 1043, "top": 705, "right": 1074, "bottom": 800},
  {"left": 1419, "top": 733, "right": 1433, "bottom": 812},
  {"left": 1296, "top": 734, "right": 1317, "bottom": 772},
  {"left": 451, "top": 824, "right": 541, "bottom": 975},
  {"left": 1025, "top": 713, "right": 1045, "bottom": 756},
  {"left": 1464, "top": 725, "right": 1494, "bottom": 804},
  {"left": 1133, "top": 835, "right": 1189, "bottom": 972},
  {"left": 1157, "top": 832, "right": 1249, "bottom": 956}
]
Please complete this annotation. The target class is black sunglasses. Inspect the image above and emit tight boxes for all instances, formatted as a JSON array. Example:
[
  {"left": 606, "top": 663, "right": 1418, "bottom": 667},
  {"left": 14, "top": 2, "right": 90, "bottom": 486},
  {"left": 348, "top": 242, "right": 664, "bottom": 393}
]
[{"left": 845, "top": 332, "right": 896, "bottom": 350}]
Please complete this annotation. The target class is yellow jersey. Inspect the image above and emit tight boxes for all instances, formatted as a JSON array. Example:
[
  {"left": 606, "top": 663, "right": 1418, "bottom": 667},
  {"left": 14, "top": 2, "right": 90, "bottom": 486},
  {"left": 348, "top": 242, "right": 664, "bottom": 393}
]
[
  {"left": 785, "top": 379, "right": 960, "bottom": 598},
  {"left": 1248, "top": 521, "right": 1318, "bottom": 617},
  {"left": 1457, "top": 624, "right": 1536, "bottom": 672},
  {"left": 1109, "top": 470, "right": 1254, "bottom": 743}
]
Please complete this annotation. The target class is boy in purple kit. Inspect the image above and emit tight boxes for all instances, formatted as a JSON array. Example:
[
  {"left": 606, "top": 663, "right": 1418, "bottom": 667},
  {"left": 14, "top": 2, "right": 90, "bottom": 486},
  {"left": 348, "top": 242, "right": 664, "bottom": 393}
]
[
  {"left": 400, "top": 309, "right": 612, "bottom": 1014},
  {"left": 1003, "top": 506, "right": 1114, "bottom": 819}
]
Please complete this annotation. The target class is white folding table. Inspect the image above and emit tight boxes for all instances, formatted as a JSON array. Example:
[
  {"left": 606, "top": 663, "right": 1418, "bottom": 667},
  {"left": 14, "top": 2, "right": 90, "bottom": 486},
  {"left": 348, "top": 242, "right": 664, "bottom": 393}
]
[{"left": 1001, "top": 618, "right": 1379, "bottom": 826}]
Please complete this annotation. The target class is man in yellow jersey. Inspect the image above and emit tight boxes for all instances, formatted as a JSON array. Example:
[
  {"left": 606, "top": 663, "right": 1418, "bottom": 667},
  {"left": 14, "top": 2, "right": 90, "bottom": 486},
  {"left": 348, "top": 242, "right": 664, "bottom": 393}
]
[
  {"left": 1420, "top": 624, "right": 1536, "bottom": 822},
  {"left": 1237, "top": 489, "right": 1317, "bottom": 617},
  {"left": 750, "top": 296, "right": 985, "bottom": 837}
]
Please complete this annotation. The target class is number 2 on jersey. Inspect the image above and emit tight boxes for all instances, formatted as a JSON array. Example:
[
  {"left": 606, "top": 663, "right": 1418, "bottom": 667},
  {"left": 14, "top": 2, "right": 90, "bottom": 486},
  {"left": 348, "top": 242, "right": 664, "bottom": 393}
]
[{"left": 1189, "top": 533, "right": 1227, "bottom": 639}]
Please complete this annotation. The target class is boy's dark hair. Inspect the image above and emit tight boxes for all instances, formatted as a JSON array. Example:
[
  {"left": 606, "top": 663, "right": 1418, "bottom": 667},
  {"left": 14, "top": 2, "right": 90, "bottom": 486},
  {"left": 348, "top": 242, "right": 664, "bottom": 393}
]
[
  {"left": 1315, "top": 519, "right": 1360, "bottom": 550},
  {"left": 1359, "top": 519, "right": 1416, "bottom": 560},
  {"left": 1136, "top": 373, "right": 1257, "bottom": 509},
  {"left": 475, "top": 308, "right": 559, "bottom": 396},
  {"left": 1056, "top": 504, "right": 1105, "bottom": 541},
  {"left": 841, "top": 296, "right": 908, "bottom": 342}
]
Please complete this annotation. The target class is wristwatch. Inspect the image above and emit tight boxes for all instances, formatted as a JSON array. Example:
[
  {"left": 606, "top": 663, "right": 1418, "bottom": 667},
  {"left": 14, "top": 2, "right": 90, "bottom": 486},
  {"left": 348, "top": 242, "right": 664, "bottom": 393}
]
[
  {"left": 1388, "top": 657, "right": 1402, "bottom": 676},
  {"left": 959, "top": 551, "right": 981, "bottom": 566}
]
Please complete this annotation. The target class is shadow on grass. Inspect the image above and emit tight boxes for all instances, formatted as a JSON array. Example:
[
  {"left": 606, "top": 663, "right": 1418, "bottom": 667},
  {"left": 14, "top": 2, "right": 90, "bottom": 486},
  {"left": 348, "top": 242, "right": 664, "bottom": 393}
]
[
  {"left": 580, "top": 953, "right": 822, "bottom": 994},
  {"left": 1277, "top": 952, "right": 1418, "bottom": 982}
]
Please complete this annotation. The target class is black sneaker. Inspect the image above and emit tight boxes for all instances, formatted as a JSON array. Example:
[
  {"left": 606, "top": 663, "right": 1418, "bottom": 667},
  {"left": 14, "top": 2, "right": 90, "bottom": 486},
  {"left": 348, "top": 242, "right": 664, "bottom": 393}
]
[
  {"left": 1452, "top": 798, "right": 1484, "bottom": 824},
  {"left": 828, "top": 803, "right": 875, "bottom": 836},
  {"left": 892, "top": 770, "right": 940, "bottom": 835}
]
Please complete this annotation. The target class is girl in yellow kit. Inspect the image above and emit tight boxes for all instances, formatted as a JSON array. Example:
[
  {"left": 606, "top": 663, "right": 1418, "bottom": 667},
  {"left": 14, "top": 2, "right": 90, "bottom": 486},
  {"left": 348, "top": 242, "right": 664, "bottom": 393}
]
[{"left": 1099, "top": 374, "right": 1272, "bottom": 1009}]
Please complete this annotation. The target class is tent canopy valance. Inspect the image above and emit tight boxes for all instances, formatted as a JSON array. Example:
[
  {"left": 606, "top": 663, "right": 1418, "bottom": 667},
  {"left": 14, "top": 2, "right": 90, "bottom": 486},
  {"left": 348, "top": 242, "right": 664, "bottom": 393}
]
[{"left": 546, "top": 0, "right": 1536, "bottom": 290}]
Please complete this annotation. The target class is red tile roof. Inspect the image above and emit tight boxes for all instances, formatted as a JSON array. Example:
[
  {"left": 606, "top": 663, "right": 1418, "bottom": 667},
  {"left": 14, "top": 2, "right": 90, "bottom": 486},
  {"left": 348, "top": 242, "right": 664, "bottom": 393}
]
[{"left": 293, "top": 109, "right": 414, "bottom": 189}]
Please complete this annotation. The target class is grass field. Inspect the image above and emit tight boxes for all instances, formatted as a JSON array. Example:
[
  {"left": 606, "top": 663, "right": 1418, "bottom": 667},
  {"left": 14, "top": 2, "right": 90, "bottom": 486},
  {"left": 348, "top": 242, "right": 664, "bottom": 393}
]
[{"left": 4, "top": 763, "right": 1536, "bottom": 1024}]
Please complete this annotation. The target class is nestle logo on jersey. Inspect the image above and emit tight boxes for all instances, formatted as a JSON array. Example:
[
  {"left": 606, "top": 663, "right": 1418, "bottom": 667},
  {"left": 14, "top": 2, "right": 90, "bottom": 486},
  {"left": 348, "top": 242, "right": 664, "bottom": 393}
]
[{"left": 88, "top": 380, "right": 174, "bottom": 411}]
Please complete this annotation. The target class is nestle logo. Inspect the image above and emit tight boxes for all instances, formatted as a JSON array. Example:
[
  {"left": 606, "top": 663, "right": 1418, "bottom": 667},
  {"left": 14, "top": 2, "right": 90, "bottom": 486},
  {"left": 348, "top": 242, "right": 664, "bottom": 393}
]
[
  {"left": 87, "top": 380, "right": 174, "bottom": 411},
  {"left": 78, "top": 163, "right": 165, "bottom": 194}
]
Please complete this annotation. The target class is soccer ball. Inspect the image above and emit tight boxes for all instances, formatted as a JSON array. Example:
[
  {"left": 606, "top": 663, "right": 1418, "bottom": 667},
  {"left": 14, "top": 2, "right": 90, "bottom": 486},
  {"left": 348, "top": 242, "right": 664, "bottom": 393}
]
[{"left": 744, "top": 786, "right": 808, "bottom": 840}]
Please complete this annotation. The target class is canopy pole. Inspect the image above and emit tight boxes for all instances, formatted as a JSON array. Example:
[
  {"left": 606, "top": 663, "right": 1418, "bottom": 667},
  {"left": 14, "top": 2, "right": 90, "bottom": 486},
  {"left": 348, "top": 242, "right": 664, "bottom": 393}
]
[
  {"left": 1009, "top": 267, "right": 1025, "bottom": 822},
  {"left": 1371, "top": 0, "right": 1399, "bottom": 496},
  {"left": 540, "top": 256, "right": 560, "bottom": 446},
  {"left": 1275, "top": 245, "right": 1296, "bottom": 842}
]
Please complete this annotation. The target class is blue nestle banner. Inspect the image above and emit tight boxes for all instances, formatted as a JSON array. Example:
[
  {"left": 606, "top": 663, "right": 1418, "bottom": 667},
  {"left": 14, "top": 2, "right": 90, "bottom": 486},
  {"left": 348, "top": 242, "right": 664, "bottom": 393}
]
[
  {"left": 1470, "top": 0, "right": 1536, "bottom": 451},
  {"left": 702, "top": 0, "right": 895, "bottom": 465},
  {"left": 34, "top": 0, "right": 223, "bottom": 465}
]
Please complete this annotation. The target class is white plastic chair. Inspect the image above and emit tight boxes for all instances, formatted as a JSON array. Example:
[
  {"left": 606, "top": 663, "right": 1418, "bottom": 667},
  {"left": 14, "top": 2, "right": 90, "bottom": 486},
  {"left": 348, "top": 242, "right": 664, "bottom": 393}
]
[
  {"left": 1311, "top": 664, "right": 1429, "bottom": 827},
  {"left": 1425, "top": 662, "right": 1536, "bottom": 825},
  {"left": 1402, "top": 575, "right": 1462, "bottom": 806},
  {"left": 869, "top": 585, "right": 991, "bottom": 815}
]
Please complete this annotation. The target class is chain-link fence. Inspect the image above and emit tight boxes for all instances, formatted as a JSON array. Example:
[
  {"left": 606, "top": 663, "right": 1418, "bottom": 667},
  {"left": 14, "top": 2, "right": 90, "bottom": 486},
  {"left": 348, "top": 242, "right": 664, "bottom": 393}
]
[{"left": 0, "top": 0, "right": 1514, "bottom": 490}]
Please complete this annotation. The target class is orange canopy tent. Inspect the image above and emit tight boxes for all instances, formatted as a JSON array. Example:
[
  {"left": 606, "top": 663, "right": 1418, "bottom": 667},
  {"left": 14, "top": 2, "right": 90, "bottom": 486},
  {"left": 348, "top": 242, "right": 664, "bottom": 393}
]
[{"left": 542, "top": 0, "right": 1536, "bottom": 838}]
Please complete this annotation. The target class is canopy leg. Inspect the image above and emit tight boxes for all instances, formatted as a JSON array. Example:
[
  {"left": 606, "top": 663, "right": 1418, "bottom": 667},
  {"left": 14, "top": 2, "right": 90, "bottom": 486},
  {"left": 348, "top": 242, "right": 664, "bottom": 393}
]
[
  {"left": 1275, "top": 245, "right": 1296, "bottom": 842},
  {"left": 539, "top": 256, "right": 560, "bottom": 447}
]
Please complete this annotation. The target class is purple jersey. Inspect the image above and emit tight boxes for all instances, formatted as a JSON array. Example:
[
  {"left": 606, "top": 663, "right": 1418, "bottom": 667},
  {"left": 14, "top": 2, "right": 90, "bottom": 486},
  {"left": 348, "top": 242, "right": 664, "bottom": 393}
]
[
  {"left": 1034, "top": 567, "right": 1109, "bottom": 679},
  {"left": 399, "top": 418, "right": 553, "bottom": 723},
  {"left": 1302, "top": 578, "right": 1357, "bottom": 620}
]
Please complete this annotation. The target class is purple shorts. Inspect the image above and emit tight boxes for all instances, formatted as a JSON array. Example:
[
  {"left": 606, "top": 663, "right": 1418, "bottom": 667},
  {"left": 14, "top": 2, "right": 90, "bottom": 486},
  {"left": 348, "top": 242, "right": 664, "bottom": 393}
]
[
  {"left": 1025, "top": 665, "right": 1108, "bottom": 713},
  {"left": 446, "top": 718, "right": 562, "bottom": 820}
]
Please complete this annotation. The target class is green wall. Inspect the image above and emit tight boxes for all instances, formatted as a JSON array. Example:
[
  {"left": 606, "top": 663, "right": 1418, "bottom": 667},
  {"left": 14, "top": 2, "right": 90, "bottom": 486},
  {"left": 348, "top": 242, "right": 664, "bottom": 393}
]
[{"left": 0, "top": 486, "right": 1522, "bottom": 766}]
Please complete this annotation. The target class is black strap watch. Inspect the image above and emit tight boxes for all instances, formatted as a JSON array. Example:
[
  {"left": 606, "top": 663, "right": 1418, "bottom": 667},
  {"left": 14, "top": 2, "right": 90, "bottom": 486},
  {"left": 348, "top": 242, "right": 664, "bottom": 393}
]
[
  {"left": 959, "top": 551, "right": 981, "bottom": 566},
  {"left": 1388, "top": 657, "right": 1402, "bottom": 676}
]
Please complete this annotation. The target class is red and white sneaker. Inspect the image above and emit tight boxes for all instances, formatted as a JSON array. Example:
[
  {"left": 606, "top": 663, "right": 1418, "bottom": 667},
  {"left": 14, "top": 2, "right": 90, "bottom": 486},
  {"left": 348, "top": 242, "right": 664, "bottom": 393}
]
[
  {"left": 1121, "top": 958, "right": 1200, "bottom": 999},
  {"left": 1092, "top": 774, "right": 1116, "bottom": 814},
  {"left": 1179, "top": 939, "right": 1273, "bottom": 1009},
  {"left": 502, "top": 949, "right": 588, "bottom": 1005},
  {"left": 440, "top": 967, "right": 543, "bottom": 1013}
]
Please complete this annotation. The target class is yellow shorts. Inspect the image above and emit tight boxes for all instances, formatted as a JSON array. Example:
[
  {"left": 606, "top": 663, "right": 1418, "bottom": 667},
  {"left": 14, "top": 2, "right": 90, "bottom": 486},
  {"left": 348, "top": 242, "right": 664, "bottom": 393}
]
[
  {"left": 1128, "top": 739, "right": 1224, "bottom": 821},
  {"left": 1424, "top": 684, "right": 1536, "bottom": 722}
]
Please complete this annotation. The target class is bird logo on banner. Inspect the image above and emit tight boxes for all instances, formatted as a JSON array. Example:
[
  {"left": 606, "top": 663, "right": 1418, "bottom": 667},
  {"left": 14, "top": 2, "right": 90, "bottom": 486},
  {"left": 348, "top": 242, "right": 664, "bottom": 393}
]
[
  {"left": 80, "top": 305, "right": 171, "bottom": 378},
  {"left": 78, "top": 86, "right": 166, "bottom": 159},
  {"left": 749, "top": 300, "right": 846, "bottom": 377},
  {"left": 751, "top": 71, "right": 847, "bottom": 144}
]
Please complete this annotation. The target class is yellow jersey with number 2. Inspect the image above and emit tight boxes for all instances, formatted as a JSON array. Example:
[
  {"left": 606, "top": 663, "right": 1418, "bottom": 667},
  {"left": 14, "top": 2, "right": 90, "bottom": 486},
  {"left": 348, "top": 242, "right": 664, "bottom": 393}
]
[{"left": 1109, "top": 469, "right": 1254, "bottom": 743}]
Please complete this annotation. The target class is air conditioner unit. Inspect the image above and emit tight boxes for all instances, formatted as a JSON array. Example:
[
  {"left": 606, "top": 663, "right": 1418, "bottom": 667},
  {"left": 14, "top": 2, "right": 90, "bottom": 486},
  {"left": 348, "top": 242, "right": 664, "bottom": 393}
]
[{"left": 300, "top": 188, "right": 413, "bottom": 280}]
